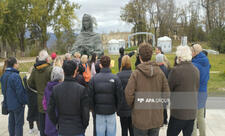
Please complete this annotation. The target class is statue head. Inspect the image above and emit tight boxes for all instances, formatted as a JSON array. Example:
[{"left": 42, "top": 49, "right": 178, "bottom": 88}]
[{"left": 81, "top": 14, "right": 93, "bottom": 32}]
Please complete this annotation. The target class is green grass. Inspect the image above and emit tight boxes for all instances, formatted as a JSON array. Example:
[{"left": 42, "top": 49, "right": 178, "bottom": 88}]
[
  {"left": 18, "top": 62, "right": 34, "bottom": 73},
  {"left": 0, "top": 53, "right": 224, "bottom": 95},
  {"left": 0, "top": 62, "right": 34, "bottom": 91},
  {"left": 208, "top": 73, "right": 225, "bottom": 95},
  {"left": 208, "top": 54, "right": 225, "bottom": 72},
  {"left": 108, "top": 52, "right": 225, "bottom": 94}
]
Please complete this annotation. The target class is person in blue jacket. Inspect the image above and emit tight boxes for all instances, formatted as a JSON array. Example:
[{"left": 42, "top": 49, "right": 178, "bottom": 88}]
[
  {"left": 191, "top": 44, "right": 210, "bottom": 136},
  {"left": 1, "top": 57, "right": 28, "bottom": 136}
]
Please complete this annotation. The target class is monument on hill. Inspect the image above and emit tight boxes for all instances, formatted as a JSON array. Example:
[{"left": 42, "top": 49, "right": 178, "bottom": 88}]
[{"left": 70, "top": 14, "right": 104, "bottom": 56}]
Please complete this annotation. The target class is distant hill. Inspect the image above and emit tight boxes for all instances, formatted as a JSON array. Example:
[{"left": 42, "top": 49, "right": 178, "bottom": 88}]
[
  {"left": 47, "top": 33, "right": 57, "bottom": 48},
  {"left": 25, "top": 31, "right": 77, "bottom": 48}
]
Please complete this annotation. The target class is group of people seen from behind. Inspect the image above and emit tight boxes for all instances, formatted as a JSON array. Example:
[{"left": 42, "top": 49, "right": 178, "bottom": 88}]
[{"left": 1, "top": 42, "right": 210, "bottom": 136}]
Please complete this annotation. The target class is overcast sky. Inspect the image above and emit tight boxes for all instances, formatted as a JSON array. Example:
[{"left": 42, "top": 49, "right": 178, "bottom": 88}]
[{"left": 70, "top": 0, "right": 190, "bottom": 34}]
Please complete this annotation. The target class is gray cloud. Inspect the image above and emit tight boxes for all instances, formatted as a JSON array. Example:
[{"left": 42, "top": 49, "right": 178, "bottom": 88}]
[
  {"left": 71, "top": 0, "right": 132, "bottom": 33},
  {"left": 71, "top": 0, "right": 189, "bottom": 33}
]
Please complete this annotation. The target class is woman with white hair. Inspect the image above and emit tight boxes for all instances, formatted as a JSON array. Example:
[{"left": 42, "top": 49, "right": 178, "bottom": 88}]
[
  {"left": 42, "top": 67, "right": 64, "bottom": 136},
  {"left": 167, "top": 46, "right": 200, "bottom": 136}
]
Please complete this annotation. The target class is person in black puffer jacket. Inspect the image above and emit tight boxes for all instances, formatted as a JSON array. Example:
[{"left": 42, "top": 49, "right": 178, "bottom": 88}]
[
  {"left": 89, "top": 55, "right": 123, "bottom": 136},
  {"left": 117, "top": 55, "right": 134, "bottom": 136}
]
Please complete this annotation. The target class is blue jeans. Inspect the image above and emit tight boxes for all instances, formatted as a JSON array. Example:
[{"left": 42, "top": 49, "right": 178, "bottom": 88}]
[
  {"left": 8, "top": 106, "right": 25, "bottom": 136},
  {"left": 96, "top": 113, "right": 116, "bottom": 136}
]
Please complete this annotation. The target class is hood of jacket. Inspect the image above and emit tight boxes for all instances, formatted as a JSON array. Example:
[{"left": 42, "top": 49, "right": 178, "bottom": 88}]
[
  {"left": 46, "top": 81, "right": 60, "bottom": 91},
  {"left": 192, "top": 52, "right": 209, "bottom": 67},
  {"left": 5, "top": 67, "right": 19, "bottom": 74},
  {"left": 34, "top": 61, "right": 51, "bottom": 73},
  {"left": 136, "top": 61, "right": 159, "bottom": 78}
]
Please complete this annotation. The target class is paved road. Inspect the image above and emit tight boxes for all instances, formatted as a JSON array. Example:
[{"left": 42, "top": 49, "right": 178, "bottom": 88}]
[{"left": 1, "top": 95, "right": 225, "bottom": 136}]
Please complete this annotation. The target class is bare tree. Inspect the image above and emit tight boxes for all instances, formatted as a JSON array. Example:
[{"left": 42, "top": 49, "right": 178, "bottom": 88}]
[{"left": 201, "top": 0, "right": 225, "bottom": 31}]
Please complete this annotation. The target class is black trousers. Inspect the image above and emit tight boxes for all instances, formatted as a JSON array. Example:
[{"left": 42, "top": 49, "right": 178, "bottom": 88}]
[
  {"left": 133, "top": 127, "right": 159, "bottom": 136},
  {"left": 163, "top": 104, "right": 168, "bottom": 124},
  {"left": 167, "top": 116, "right": 194, "bottom": 136},
  {"left": 92, "top": 112, "right": 96, "bottom": 136},
  {"left": 39, "top": 112, "right": 46, "bottom": 136},
  {"left": 164, "top": 109, "right": 168, "bottom": 124},
  {"left": 120, "top": 117, "right": 134, "bottom": 136}
]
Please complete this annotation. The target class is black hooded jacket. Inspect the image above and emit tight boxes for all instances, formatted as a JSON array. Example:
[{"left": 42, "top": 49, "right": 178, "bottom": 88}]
[{"left": 47, "top": 76, "right": 89, "bottom": 135}]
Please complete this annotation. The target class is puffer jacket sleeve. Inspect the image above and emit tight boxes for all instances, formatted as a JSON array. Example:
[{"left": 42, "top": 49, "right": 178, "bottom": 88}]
[
  {"left": 125, "top": 72, "right": 137, "bottom": 106},
  {"left": 81, "top": 88, "right": 90, "bottom": 129},
  {"left": 13, "top": 74, "right": 28, "bottom": 105}
]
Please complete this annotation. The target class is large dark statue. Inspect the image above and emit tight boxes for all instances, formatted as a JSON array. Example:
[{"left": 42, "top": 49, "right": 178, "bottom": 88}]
[{"left": 70, "top": 14, "right": 104, "bottom": 56}]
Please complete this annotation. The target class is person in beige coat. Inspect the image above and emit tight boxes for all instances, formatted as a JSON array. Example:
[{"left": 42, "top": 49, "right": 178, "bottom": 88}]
[{"left": 125, "top": 43, "right": 170, "bottom": 136}]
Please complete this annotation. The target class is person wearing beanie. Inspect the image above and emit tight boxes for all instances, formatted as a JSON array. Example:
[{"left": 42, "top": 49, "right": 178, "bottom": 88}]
[{"left": 51, "top": 52, "right": 57, "bottom": 60}]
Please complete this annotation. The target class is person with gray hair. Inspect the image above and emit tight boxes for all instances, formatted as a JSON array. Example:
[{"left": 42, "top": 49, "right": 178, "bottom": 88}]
[
  {"left": 42, "top": 66, "right": 64, "bottom": 136},
  {"left": 65, "top": 53, "right": 72, "bottom": 61},
  {"left": 64, "top": 53, "right": 71, "bottom": 60},
  {"left": 167, "top": 45, "right": 200, "bottom": 136},
  {"left": 191, "top": 44, "right": 210, "bottom": 136},
  {"left": 28, "top": 50, "right": 52, "bottom": 136},
  {"left": 38, "top": 50, "right": 49, "bottom": 62}
]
